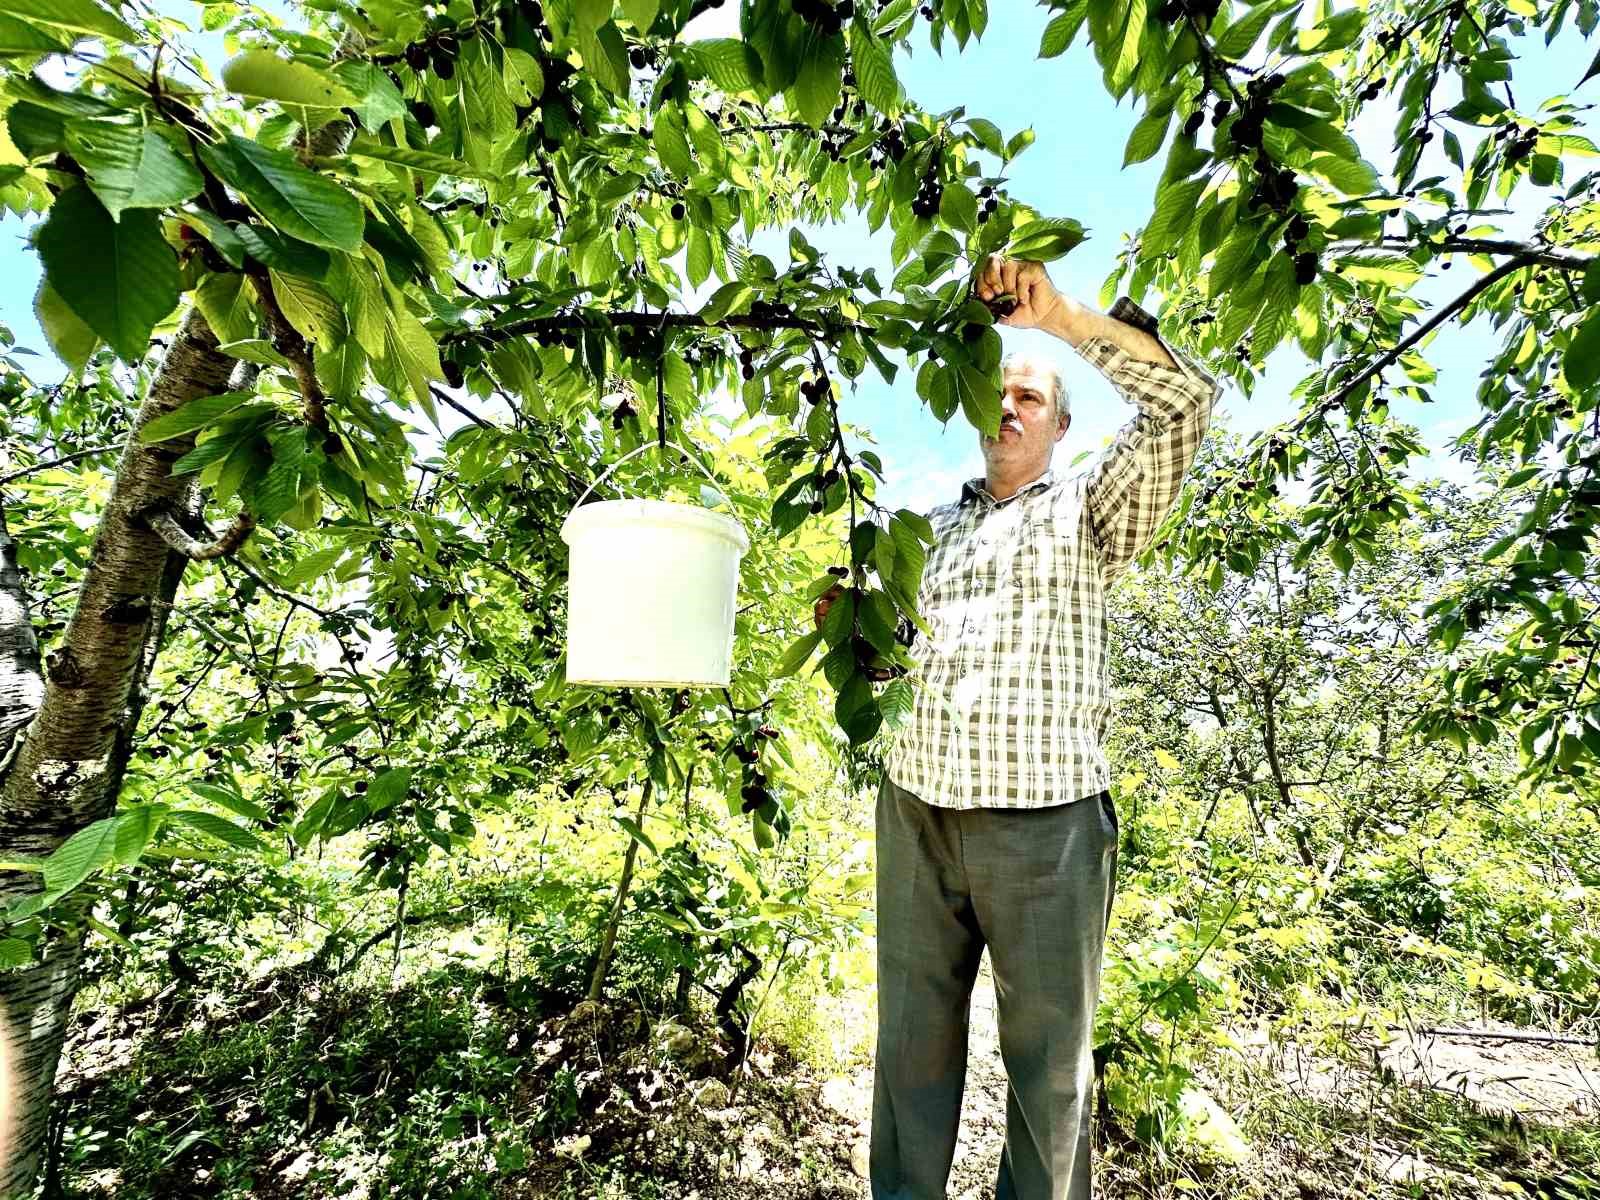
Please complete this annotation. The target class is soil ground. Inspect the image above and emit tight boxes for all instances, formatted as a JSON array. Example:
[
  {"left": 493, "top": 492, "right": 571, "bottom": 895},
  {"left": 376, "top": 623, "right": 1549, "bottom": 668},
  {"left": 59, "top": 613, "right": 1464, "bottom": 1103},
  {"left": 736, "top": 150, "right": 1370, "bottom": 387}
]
[{"left": 57, "top": 954, "right": 1599, "bottom": 1198}]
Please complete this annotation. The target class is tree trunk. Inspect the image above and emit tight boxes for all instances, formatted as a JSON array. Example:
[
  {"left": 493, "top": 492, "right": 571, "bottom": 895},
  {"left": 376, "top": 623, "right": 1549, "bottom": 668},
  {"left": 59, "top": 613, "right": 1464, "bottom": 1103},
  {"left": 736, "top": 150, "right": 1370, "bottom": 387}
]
[
  {"left": 0, "top": 309, "right": 236, "bottom": 1196},
  {"left": 0, "top": 93, "right": 360, "bottom": 1190},
  {"left": 587, "top": 778, "right": 654, "bottom": 1003}
]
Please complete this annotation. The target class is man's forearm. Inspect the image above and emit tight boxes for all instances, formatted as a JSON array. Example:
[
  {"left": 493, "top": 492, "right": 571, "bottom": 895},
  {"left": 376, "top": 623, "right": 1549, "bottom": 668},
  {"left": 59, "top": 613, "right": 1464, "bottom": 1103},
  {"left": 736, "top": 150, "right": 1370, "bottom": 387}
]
[{"left": 1038, "top": 298, "right": 1180, "bottom": 371}]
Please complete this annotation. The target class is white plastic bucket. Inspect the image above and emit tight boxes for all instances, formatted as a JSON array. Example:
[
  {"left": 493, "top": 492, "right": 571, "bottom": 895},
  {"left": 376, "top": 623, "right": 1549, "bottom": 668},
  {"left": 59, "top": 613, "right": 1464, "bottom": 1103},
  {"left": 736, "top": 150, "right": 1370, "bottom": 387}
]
[{"left": 560, "top": 441, "right": 750, "bottom": 688}]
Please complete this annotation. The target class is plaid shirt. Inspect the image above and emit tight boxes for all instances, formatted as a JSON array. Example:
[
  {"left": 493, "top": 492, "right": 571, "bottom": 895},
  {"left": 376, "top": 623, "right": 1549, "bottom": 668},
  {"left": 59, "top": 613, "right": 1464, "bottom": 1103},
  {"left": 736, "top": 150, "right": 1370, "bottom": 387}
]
[{"left": 883, "top": 298, "right": 1220, "bottom": 810}]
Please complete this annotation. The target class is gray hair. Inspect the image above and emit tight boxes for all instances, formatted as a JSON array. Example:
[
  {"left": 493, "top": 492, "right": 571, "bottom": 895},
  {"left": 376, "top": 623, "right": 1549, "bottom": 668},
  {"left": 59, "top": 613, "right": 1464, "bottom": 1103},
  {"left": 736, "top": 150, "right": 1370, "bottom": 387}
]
[{"left": 1001, "top": 351, "right": 1070, "bottom": 425}]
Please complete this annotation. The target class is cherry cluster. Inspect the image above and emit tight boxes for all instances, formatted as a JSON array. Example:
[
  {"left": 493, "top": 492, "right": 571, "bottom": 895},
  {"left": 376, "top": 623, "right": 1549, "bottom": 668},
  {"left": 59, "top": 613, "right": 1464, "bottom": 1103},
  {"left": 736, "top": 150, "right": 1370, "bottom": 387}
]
[
  {"left": 910, "top": 162, "right": 943, "bottom": 218},
  {"left": 1181, "top": 97, "right": 1230, "bottom": 137},
  {"left": 1281, "top": 211, "right": 1318, "bottom": 284},
  {"left": 800, "top": 372, "right": 832, "bottom": 404},
  {"left": 1153, "top": 0, "right": 1221, "bottom": 22},
  {"left": 869, "top": 121, "right": 907, "bottom": 170},
  {"left": 530, "top": 324, "right": 580, "bottom": 350},
  {"left": 735, "top": 725, "right": 779, "bottom": 813},
  {"left": 1245, "top": 155, "right": 1300, "bottom": 213},
  {"left": 749, "top": 297, "right": 794, "bottom": 321},
  {"left": 738, "top": 345, "right": 757, "bottom": 380},
  {"left": 976, "top": 183, "right": 999, "bottom": 224},
  {"left": 794, "top": 0, "right": 854, "bottom": 36},
  {"left": 1497, "top": 123, "right": 1540, "bottom": 165},
  {"left": 404, "top": 32, "right": 460, "bottom": 80},
  {"left": 1227, "top": 72, "right": 1286, "bottom": 153}
]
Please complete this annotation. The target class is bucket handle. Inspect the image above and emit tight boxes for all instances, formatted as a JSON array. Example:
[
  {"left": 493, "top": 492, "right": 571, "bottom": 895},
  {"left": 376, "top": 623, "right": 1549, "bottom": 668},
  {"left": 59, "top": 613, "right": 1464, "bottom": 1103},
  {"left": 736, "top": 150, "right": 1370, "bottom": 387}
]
[{"left": 567, "top": 437, "right": 725, "bottom": 518}]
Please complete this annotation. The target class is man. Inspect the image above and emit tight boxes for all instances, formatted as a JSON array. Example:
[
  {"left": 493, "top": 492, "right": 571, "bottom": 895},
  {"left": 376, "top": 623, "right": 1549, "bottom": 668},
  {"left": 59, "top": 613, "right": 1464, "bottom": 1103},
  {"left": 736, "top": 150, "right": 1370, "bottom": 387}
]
[{"left": 821, "top": 255, "right": 1219, "bottom": 1199}]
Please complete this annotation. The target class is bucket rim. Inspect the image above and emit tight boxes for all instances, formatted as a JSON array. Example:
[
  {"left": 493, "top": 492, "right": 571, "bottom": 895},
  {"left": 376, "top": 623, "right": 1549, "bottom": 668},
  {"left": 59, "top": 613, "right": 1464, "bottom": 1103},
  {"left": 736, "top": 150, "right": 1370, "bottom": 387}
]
[{"left": 561, "top": 496, "right": 750, "bottom": 552}]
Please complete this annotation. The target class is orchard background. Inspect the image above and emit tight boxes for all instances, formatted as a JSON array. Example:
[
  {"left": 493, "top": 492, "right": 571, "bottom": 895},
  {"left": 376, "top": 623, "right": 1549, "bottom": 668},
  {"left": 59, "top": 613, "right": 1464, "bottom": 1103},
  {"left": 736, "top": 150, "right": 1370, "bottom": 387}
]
[{"left": 0, "top": 0, "right": 1597, "bottom": 1196}]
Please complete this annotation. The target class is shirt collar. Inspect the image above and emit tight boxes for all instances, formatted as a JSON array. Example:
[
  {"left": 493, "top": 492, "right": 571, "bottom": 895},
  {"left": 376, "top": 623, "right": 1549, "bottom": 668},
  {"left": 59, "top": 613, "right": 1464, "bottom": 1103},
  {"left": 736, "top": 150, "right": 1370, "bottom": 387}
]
[{"left": 960, "top": 467, "right": 1056, "bottom": 508}]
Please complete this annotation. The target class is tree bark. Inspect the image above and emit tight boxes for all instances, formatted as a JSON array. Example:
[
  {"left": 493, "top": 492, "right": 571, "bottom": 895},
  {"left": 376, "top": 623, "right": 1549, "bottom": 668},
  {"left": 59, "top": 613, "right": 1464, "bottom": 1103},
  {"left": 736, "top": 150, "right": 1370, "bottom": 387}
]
[
  {"left": 0, "top": 309, "right": 236, "bottom": 1196},
  {"left": 0, "top": 508, "right": 44, "bottom": 788}
]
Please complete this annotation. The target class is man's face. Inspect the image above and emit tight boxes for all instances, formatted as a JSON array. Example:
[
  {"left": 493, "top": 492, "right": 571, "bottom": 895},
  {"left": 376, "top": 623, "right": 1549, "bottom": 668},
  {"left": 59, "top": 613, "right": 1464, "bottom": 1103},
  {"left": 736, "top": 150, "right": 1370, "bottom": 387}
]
[{"left": 980, "top": 356, "right": 1068, "bottom": 473}]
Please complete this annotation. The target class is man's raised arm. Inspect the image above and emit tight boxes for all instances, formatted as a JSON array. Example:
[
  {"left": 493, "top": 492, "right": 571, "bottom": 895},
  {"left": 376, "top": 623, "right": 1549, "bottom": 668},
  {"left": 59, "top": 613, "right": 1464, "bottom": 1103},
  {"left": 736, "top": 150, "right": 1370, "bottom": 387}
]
[{"left": 975, "top": 256, "right": 1221, "bottom": 582}]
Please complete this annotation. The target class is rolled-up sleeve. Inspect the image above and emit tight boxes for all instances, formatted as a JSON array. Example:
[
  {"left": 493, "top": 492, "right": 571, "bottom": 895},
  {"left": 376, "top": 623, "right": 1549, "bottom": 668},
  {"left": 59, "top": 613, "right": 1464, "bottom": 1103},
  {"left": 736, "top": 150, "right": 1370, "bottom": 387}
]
[{"left": 1078, "top": 299, "right": 1219, "bottom": 582}]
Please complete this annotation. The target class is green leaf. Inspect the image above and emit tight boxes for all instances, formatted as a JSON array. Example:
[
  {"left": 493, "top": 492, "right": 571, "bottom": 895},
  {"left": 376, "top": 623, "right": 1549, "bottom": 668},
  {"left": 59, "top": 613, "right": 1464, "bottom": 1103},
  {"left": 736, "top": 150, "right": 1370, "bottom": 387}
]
[
  {"left": 222, "top": 50, "right": 358, "bottom": 108},
  {"left": 36, "top": 185, "right": 179, "bottom": 363},
  {"left": 42, "top": 816, "right": 119, "bottom": 897},
  {"left": 577, "top": 19, "right": 630, "bottom": 95},
  {"left": 792, "top": 32, "right": 844, "bottom": 128},
  {"left": 216, "top": 338, "right": 294, "bottom": 369},
  {"left": 1039, "top": 0, "right": 1087, "bottom": 57},
  {"left": 0, "top": 13, "right": 68, "bottom": 55},
  {"left": 849, "top": 24, "right": 902, "bottom": 114},
  {"left": 1142, "top": 178, "right": 1206, "bottom": 256},
  {"left": 233, "top": 224, "right": 331, "bottom": 278},
  {"left": 367, "top": 767, "right": 411, "bottom": 812},
  {"left": 331, "top": 61, "right": 407, "bottom": 130},
  {"left": 879, "top": 678, "right": 914, "bottom": 729},
  {"left": 1581, "top": 43, "right": 1600, "bottom": 89},
  {"left": 1213, "top": 1, "right": 1280, "bottom": 60},
  {"left": 379, "top": 288, "right": 445, "bottom": 407},
  {"left": 183, "top": 210, "right": 247, "bottom": 268},
  {"left": 614, "top": 815, "right": 658, "bottom": 855},
  {"left": 652, "top": 105, "right": 693, "bottom": 179},
  {"left": 189, "top": 781, "right": 272, "bottom": 824},
  {"left": 620, "top": 0, "right": 658, "bottom": 30},
  {"left": 686, "top": 224, "right": 712, "bottom": 287},
  {"left": 894, "top": 507, "right": 934, "bottom": 545},
  {"left": 1008, "top": 216, "right": 1087, "bottom": 261},
  {"left": 139, "top": 390, "right": 254, "bottom": 443},
  {"left": 940, "top": 183, "right": 977, "bottom": 234},
  {"left": 1563, "top": 309, "right": 1600, "bottom": 391},
  {"left": 574, "top": 0, "right": 609, "bottom": 31},
  {"left": 775, "top": 629, "right": 823, "bottom": 676},
  {"left": 342, "top": 138, "right": 494, "bottom": 179},
  {"left": 699, "top": 281, "right": 752, "bottom": 323},
  {"left": 192, "top": 272, "right": 256, "bottom": 345},
  {"left": 64, "top": 120, "right": 203, "bottom": 221},
  {"left": 171, "top": 809, "right": 269, "bottom": 853},
  {"left": 1305, "top": 153, "right": 1381, "bottom": 195},
  {"left": 34, "top": 278, "right": 97, "bottom": 372},
  {"left": 1123, "top": 105, "right": 1171, "bottom": 167},
  {"left": 0, "top": 0, "right": 136, "bottom": 43},
  {"left": 268, "top": 269, "right": 344, "bottom": 348},
  {"left": 112, "top": 809, "right": 164, "bottom": 864},
  {"left": 199, "top": 134, "right": 364, "bottom": 251},
  {"left": 691, "top": 39, "right": 759, "bottom": 92},
  {"left": 835, "top": 674, "right": 881, "bottom": 745}
]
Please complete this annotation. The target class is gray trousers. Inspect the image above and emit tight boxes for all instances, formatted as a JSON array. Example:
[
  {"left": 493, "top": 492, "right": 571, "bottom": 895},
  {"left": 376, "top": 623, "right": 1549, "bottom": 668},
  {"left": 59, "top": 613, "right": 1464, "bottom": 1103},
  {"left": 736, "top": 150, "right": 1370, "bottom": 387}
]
[{"left": 870, "top": 773, "right": 1119, "bottom": 1200}]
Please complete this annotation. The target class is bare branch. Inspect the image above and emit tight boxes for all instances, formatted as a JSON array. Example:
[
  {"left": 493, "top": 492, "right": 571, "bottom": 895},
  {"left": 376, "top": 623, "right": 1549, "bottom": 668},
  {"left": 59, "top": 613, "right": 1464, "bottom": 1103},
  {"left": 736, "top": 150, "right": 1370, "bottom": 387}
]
[
  {"left": 1333, "top": 235, "right": 1594, "bottom": 272},
  {"left": 143, "top": 507, "right": 257, "bottom": 560},
  {"left": 0, "top": 445, "right": 122, "bottom": 488},
  {"left": 1322, "top": 253, "right": 1534, "bottom": 412}
]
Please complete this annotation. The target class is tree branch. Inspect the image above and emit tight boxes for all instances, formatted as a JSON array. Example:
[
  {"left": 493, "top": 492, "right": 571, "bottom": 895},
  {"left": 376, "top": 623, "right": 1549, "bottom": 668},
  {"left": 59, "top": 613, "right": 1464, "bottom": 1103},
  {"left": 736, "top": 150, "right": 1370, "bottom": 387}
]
[
  {"left": 0, "top": 446, "right": 122, "bottom": 489},
  {"left": 1322, "top": 253, "right": 1533, "bottom": 412},
  {"left": 1333, "top": 235, "right": 1593, "bottom": 272},
  {"left": 142, "top": 506, "right": 257, "bottom": 561}
]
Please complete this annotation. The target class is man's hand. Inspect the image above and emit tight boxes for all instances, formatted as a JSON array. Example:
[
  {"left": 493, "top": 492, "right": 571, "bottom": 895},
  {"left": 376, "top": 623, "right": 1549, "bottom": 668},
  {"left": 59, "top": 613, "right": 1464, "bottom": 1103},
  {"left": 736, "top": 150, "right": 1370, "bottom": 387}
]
[
  {"left": 814, "top": 582, "right": 844, "bottom": 631},
  {"left": 814, "top": 583, "right": 895, "bottom": 680},
  {"left": 974, "top": 255, "right": 1068, "bottom": 331}
]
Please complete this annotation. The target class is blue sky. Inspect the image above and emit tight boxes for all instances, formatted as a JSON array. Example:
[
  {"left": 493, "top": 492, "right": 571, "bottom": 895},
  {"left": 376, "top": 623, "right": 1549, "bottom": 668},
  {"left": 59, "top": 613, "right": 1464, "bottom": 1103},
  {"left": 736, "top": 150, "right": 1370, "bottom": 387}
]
[{"left": 2, "top": 4, "right": 1594, "bottom": 516}]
